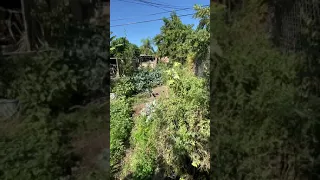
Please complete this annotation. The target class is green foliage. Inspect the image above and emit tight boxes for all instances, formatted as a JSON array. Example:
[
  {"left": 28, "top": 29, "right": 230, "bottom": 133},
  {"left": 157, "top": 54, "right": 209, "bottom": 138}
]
[
  {"left": 152, "top": 64, "right": 209, "bottom": 178},
  {"left": 154, "top": 12, "right": 194, "bottom": 63},
  {"left": 118, "top": 64, "right": 210, "bottom": 178},
  {"left": 110, "top": 97, "right": 133, "bottom": 175},
  {"left": 0, "top": 114, "right": 76, "bottom": 180},
  {"left": 140, "top": 38, "right": 155, "bottom": 55},
  {"left": 154, "top": 5, "right": 210, "bottom": 78},
  {"left": 210, "top": 1, "right": 320, "bottom": 179},
  {"left": 131, "top": 68, "right": 163, "bottom": 93},
  {"left": 5, "top": 35, "right": 107, "bottom": 113},
  {"left": 111, "top": 37, "right": 140, "bottom": 76},
  {"left": 112, "top": 67, "right": 164, "bottom": 97},
  {"left": 32, "top": 0, "right": 72, "bottom": 46},
  {"left": 112, "top": 77, "right": 135, "bottom": 97},
  {"left": 0, "top": 100, "right": 108, "bottom": 180},
  {"left": 193, "top": 5, "right": 210, "bottom": 31},
  {"left": 6, "top": 52, "right": 77, "bottom": 113},
  {"left": 121, "top": 114, "right": 157, "bottom": 180},
  {"left": 0, "top": 2, "right": 108, "bottom": 179}
]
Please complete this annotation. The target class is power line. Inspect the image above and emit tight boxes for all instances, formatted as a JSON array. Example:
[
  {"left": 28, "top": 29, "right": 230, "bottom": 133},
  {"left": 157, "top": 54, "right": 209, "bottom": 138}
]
[
  {"left": 115, "top": 0, "right": 171, "bottom": 11},
  {"left": 134, "top": 0, "right": 188, "bottom": 9},
  {"left": 148, "top": 0, "right": 189, "bottom": 8},
  {"left": 115, "top": 0, "right": 193, "bottom": 12},
  {"left": 111, "top": 13, "right": 195, "bottom": 27},
  {"left": 111, "top": 7, "right": 193, "bottom": 21},
  {"left": 111, "top": 4, "right": 209, "bottom": 22}
]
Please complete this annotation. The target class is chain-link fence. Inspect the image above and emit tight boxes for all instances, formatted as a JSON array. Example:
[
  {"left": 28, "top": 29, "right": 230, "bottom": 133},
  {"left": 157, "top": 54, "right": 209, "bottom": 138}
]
[{"left": 268, "top": 0, "right": 320, "bottom": 53}]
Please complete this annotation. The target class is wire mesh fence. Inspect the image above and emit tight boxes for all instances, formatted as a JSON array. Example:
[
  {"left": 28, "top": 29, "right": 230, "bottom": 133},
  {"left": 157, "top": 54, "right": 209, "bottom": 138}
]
[{"left": 268, "top": 0, "right": 320, "bottom": 53}]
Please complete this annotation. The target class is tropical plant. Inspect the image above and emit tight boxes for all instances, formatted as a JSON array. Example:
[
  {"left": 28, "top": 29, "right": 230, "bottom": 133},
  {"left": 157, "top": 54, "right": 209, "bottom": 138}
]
[{"left": 140, "top": 38, "right": 155, "bottom": 55}]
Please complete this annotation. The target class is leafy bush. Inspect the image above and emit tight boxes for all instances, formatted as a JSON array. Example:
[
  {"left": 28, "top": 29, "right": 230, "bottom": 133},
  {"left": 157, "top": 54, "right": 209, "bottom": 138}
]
[
  {"left": 2, "top": 24, "right": 107, "bottom": 114},
  {"left": 111, "top": 77, "right": 135, "bottom": 97},
  {"left": 154, "top": 5, "right": 209, "bottom": 67},
  {"left": 131, "top": 68, "right": 163, "bottom": 93},
  {"left": 112, "top": 67, "right": 163, "bottom": 98},
  {"left": 110, "top": 97, "right": 133, "bottom": 175},
  {"left": 5, "top": 52, "right": 78, "bottom": 114}
]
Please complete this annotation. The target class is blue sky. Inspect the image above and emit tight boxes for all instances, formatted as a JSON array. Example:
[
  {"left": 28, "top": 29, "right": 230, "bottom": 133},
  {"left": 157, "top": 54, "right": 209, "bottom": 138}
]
[{"left": 110, "top": 0, "right": 209, "bottom": 47}]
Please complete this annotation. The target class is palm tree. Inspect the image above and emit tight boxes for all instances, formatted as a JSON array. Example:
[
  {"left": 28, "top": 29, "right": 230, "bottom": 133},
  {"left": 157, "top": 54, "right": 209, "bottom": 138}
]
[{"left": 140, "top": 38, "right": 154, "bottom": 55}]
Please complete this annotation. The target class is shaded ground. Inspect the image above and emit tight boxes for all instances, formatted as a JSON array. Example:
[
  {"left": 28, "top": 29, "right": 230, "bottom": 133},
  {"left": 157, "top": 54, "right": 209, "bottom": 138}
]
[
  {"left": 0, "top": 117, "right": 22, "bottom": 137},
  {"left": 71, "top": 102, "right": 109, "bottom": 179},
  {"left": 72, "top": 126, "right": 109, "bottom": 179}
]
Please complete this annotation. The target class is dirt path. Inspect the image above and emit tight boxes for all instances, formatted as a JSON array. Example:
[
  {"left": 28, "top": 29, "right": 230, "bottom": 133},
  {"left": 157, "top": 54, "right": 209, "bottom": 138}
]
[
  {"left": 132, "top": 85, "right": 168, "bottom": 117},
  {"left": 119, "top": 86, "right": 169, "bottom": 179}
]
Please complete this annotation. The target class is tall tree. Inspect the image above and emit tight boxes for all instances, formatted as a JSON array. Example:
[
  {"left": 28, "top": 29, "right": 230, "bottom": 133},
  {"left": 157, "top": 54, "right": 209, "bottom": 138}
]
[{"left": 154, "top": 12, "right": 193, "bottom": 63}]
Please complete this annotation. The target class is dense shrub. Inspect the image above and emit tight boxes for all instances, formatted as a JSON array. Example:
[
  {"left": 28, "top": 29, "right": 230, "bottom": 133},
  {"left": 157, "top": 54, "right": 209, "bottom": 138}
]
[
  {"left": 112, "top": 67, "right": 164, "bottom": 97},
  {"left": 111, "top": 77, "right": 135, "bottom": 97}
]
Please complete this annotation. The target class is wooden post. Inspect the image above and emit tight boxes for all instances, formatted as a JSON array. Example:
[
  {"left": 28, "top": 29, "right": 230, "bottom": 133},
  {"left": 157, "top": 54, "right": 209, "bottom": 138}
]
[
  {"left": 21, "top": 0, "right": 31, "bottom": 51},
  {"left": 116, "top": 58, "right": 120, "bottom": 77}
]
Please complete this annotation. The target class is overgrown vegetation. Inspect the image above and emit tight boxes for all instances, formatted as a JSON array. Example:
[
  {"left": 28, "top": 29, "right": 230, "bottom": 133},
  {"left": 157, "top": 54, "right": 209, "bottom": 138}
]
[
  {"left": 110, "top": 97, "right": 133, "bottom": 176},
  {"left": 210, "top": 1, "right": 320, "bottom": 179},
  {"left": 0, "top": 1, "right": 108, "bottom": 179}
]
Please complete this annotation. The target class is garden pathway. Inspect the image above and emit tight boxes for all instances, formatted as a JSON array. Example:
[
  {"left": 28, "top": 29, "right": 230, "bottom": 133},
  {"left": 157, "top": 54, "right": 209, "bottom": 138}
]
[{"left": 132, "top": 85, "right": 168, "bottom": 117}]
